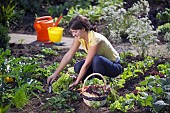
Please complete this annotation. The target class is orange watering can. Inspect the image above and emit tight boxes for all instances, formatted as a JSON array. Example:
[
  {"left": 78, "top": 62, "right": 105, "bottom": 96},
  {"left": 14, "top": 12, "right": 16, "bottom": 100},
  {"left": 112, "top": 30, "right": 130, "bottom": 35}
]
[
  {"left": 34, "top": 9, "right": 69, "bottom": 43},
  {"left": 34, "top": 16, "right": 53, "bottom": 42}
]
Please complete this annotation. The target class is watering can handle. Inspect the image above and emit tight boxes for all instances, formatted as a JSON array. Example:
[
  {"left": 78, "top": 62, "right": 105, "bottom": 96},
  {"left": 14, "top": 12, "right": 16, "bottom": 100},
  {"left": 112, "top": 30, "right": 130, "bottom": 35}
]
[
  {"left": 34, "top": 16, "right": 53, "bottom": 32},
  {"left": 35, "top": 16, "right": 53, "bottom": 23}
]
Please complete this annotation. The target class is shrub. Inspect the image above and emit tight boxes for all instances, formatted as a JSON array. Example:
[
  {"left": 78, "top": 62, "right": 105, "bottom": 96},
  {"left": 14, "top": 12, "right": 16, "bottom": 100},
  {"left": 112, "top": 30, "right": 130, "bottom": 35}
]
[
  {"left": 18, "top": 0, "right": 43, "bottom": 14},
  {"left": 0, "top": 0, "right": 16, "bottom": 27},
  {"left": 101, "top": 0, "right": 150, "bottom": 43},
  {"left": 157, "top": 23, "right": 170, "bottom": 47},
  {"left": 0, "top": 24, "right": 11, "bottom": 50},
  {"left": 156, "top": 8, "right": 170, "bottom": 23},
  {"left": 126, "top": 17, "right": 158, "bottom": 57},
  {"left": 158, "top": 23, "right": 170, "bottom": 34},
  {"left": 164, "top": 32, "right": 170, "bottom": 51}
]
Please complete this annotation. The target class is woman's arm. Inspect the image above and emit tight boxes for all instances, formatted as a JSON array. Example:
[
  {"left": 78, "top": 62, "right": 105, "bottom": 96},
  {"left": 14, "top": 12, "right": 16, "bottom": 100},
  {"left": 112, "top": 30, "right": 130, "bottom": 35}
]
[{"left": 47, "top": 37, "right": 80, "bottom": 84}]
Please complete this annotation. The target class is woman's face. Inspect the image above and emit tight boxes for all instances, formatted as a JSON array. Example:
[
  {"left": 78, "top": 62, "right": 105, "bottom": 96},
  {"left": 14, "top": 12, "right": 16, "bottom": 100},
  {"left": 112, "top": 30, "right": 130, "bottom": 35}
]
[{"left": 70, "top": 29, "right": 85, "bottom": 38}]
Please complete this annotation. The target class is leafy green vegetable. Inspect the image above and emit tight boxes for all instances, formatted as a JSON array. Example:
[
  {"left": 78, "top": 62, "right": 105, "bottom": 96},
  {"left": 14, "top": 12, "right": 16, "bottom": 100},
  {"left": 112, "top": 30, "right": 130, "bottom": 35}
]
[
  {"left": 52, "top": 74, "right": 73, "bottom": 93},
  {"left": 85, "top": 78, "right": 104, "bottom": 86}
]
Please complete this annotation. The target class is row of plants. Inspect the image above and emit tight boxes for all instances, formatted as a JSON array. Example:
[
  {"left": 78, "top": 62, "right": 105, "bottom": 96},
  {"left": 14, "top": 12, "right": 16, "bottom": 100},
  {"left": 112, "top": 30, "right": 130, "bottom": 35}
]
[
  {"left": 46, "top": 52, "right": 170, "bottom": 113},
  {"left": 0, "top": 0, "right": 169, "bottom": 113},
  {"left": 0, "top": 49, "right": 44, "bottom": 112},
  {"left": 108, "top": 54, "right": 170, "bottom": 112},
  {"left": 0, "top": 42, "right": 169, "bottom": 113},
  {"left": 0, "top": 45, "right": 86, "bottom": 112}
]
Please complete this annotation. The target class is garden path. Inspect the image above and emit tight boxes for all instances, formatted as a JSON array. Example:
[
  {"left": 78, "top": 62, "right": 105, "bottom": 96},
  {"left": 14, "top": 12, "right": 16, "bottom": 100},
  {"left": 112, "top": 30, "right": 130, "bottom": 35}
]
[
  {"left": 9, "top": 33, "right": 170, "bottom": 59},
  {"left": 9, "top": 33, "right": 74, "bottom": 49}
]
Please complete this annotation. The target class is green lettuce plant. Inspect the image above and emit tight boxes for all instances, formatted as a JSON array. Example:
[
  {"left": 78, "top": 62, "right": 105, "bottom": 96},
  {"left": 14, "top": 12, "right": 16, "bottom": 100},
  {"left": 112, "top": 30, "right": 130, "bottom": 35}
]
[
  {"left": 137, "top": 68, "right": 170, "bottom": 113},
  {"left": 110, "top": 93, "right": 136, "bottom": 112},
  {"left": 48, "top": 90, "right": 78, "bottom": 112},
  {"left": 52, "top": 73, "right": 73, "bottom": 93}
]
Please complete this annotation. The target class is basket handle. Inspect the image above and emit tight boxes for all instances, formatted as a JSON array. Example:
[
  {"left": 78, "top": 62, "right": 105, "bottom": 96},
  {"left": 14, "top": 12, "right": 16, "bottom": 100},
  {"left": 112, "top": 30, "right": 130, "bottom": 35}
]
[{"left": 82, "top": 73, "right": 107, "bottom": 90}]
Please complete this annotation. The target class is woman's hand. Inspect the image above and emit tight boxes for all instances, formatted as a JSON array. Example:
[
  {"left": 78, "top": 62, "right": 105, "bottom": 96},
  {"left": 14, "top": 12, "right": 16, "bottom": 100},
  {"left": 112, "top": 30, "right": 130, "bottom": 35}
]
[
  {"left": 69, "top": 81, "right": 79, "bottom": 90},
  {"left": 47, "top": 74, "right": 57, "bottom": 85}
]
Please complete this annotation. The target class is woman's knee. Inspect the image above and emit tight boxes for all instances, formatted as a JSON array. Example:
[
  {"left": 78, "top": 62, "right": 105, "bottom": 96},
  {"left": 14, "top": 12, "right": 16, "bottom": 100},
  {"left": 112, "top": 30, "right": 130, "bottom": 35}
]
[
  {"left": 92, "top": 55, "right": 102, "bottom": 66},
  {"left": 74, "top": 64, "right": 80, "bottom": 73},
  {"left": 74, "top": 60, "right": 85, "bottom": 73},
  {"left": 112, "top": 64, "right": 123, "bottom": 77}
]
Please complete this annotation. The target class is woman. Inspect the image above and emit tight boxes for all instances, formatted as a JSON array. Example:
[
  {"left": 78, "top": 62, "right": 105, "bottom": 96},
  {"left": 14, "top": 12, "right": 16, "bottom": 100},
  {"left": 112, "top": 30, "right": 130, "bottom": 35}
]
[{"left": 47, "top": 15, "right": 123, "bottom": 88}]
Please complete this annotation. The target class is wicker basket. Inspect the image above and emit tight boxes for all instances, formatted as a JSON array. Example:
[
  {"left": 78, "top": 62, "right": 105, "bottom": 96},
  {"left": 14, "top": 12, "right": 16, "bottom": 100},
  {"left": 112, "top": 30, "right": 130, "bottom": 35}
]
[{"left": 82, "top": 73, "right": 107, "bottom": 107}]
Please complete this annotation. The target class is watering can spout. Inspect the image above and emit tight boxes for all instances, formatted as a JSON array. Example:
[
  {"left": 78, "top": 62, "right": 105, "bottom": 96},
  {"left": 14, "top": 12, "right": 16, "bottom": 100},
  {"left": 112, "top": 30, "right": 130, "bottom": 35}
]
[{"left": 54, "top": 8, "right": 69, "bottom": 27}]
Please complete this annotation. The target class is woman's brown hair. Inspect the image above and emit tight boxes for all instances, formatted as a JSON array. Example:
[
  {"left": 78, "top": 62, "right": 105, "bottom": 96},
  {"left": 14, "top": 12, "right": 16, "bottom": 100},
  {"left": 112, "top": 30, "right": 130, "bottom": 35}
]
[{"left": 68, "top": 15, "right": 91, "bottom": 31}]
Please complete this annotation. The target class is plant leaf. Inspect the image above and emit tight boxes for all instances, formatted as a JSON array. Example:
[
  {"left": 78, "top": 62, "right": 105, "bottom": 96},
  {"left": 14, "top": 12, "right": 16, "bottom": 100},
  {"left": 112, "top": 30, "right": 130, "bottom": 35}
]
[{"left": 153, "top": 100, "right": 168, "bottom": 113}]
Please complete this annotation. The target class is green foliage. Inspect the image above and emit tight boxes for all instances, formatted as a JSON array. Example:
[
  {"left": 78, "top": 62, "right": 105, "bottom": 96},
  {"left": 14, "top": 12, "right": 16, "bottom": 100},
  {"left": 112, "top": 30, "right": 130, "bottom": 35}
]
[
  {"left": 0, "top": 0, "right": 16, "bottom": 27},
  {"left": 84, "top": 77, "right": 104, "bottom": 86},
  {"left": 12, "top": 84, "right": 29, "bottom": 108},
  {"left": 126, "top": 17, "right": 158, "bottom": 57},
  {"left": 158, "top": 23, "right": 170, "bottom": 50},
  {"left": 128, "top": 0, "right": 150, "bottom": 16},
  {"left": 48, "top": 90, "right": 78, "bottom": 112},
  {"left": 52, "top": 73, "right": 73, "bottom": 93},
  {"left": 157, "top": 63, "right": 170, "bottom": 75},
  {"left": 48, "top": 0, "right": 95, "bottom": 18},
  {"left": 101, "top": 2, "right": 126, "bottom": 40},
  {"left": 0, "top": 49, "right": 11, "bottom": 73},
  {"left": 107, "top": 78, "right": 120, "bottom": 104},
  {"left": 67, "top": 67, "right": 75, "bottom": 74},
  {"left": 41, "top": 47, "right": 58, "bottom": 56},
  {"left": 7, "top": 57, "right": 38, "bottom": 87},
  {"left": 158, "top": 23, "right": 170, "bottom": 34},
  {"left": 164, "top": 32, "right": 170, "bottom": 50},
  {"left": 0, "top": 50, "right": 44, "bottom": 109},
  {"left": 34, "top": 62, "right": 59, "bottom": 77},
  {"left": 137, "top": 72, "right": 170, "bottom": 112},
  {"left": 110, "top": 93, "right": 136, "bottom": 112},
  {"left": 0, "top": 105, "right": 10, "bottom": 113},
  {"left": 120, "top": 51, "right": 135, "bottom": 67},
  {"left": 0, "top": 24, "right": 11, "bottom": 50},
  {"left": 156, "top": 8, "right": 170, "bottom": 23},
  {"left": 138, "top": 92, "right": 153, "bottom": 107},
  {"left": 102, "top": 0, "right": 150, "bottom": 42},
  {"left": 108, "top": 56, "right": 161, "bottom": 112},
  {"left": 62, "top": 4, "right": 103, "bottom": 26},
  {"left": 18, "top": 0, "right": 43, "bottom": 13}
]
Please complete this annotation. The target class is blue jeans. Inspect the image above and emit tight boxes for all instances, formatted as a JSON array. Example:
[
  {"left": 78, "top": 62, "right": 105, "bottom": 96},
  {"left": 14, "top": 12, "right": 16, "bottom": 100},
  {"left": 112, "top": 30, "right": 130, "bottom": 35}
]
[{"left": 74, "top": 55, "right": 123, "bottom": 80}]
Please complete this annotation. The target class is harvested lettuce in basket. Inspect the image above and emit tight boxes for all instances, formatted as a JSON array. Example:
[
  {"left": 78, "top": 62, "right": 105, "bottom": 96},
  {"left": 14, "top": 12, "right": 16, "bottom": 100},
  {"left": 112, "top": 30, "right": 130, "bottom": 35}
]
[
  {"left": 84, "top": 78, "right": 104, "bottom": 86},
  {"left": 52, "top": 73, "right": 73, "bottom": 93}
]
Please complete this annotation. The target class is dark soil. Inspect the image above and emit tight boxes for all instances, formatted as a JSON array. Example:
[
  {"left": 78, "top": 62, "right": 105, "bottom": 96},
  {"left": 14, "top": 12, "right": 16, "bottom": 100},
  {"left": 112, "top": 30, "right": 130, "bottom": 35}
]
[
  {"left": 7, "top": 1, "right": 170, "bottom": 113},
  {"left": 6, "top": 43, "right": 169, "bottom": 113}
]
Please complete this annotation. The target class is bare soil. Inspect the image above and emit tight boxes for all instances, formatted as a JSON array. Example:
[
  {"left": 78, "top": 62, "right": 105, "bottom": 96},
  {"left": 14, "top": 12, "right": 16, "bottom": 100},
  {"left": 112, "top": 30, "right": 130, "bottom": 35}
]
[{"left": 6, "top": 43, "right": 169, "bottom": 113}]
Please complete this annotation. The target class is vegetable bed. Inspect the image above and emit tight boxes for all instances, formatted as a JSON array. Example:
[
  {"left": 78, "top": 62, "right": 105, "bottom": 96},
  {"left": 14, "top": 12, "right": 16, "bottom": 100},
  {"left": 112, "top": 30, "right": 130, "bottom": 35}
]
[{"left": 1, "top": 43, "right": 169, "bottom": 113}]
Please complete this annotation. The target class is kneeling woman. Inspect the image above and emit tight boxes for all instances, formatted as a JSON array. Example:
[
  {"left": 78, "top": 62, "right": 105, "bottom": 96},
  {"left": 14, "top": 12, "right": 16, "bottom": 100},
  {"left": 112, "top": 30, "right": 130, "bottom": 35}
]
[{"left": 47, "top": 15, "right": 123, "bottom": 88}]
